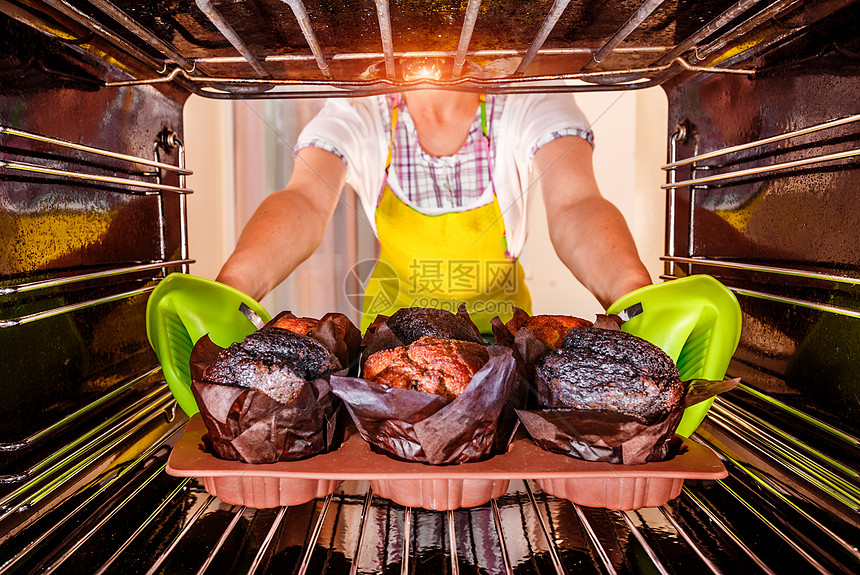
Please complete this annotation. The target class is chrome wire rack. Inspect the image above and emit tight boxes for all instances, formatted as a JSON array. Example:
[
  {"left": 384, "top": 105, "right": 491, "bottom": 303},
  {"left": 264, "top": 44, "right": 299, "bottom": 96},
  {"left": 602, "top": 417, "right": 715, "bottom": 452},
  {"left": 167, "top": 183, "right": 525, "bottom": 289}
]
[
  {"left": 0, "top": 384, "right": 857, "bottom": 575},
  {"left": 8, "top": 0, "right": 850, "bottom": 97}
]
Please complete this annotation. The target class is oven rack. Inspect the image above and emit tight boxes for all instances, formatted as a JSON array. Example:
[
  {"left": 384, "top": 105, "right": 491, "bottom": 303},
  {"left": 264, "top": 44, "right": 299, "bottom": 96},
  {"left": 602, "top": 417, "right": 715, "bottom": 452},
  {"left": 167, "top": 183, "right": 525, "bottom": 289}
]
[
  {"left": 0, "top": 367, "right": 164, "bottom": 455},
  {"left": 18, "top": 0, "right": 845, "bottom": 98},
  {"left": 660, "top": 112, "right": 860, "bottom": 319},
  {"left": 0, "top": 124, "right": 194, "bottom": 327},
  {"left": 0, "top": 125, "right": 192, "bottom": 195},
  {"left": 0, "top": 381, "right": 856, "bottom": 574},
  {"left": 661, "top": 273, "right": 860, "bottom": 320},
  {"left": 662, "top": 113, "right": 860, "bottom": 190}
]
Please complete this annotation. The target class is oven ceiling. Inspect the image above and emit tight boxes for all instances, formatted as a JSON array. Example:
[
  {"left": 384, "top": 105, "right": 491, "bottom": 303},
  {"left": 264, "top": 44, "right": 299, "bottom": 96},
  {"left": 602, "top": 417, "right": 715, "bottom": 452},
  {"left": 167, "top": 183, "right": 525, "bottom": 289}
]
[{"left": 3, "top": 0, "right": 857, "bottom": 97}]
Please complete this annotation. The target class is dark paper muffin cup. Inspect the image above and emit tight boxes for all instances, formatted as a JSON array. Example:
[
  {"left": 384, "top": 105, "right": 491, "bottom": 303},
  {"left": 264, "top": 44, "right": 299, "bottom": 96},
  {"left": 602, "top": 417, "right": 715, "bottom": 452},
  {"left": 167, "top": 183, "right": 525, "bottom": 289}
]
[
  {"left": 189, "top": 325, "right": 346, "bottom": 464},
  {"left": 517, "top": 377, "right": 739, "bottom": 465},
  {"left": 332, "top": 345, "right": 520, "bottom": 465}
]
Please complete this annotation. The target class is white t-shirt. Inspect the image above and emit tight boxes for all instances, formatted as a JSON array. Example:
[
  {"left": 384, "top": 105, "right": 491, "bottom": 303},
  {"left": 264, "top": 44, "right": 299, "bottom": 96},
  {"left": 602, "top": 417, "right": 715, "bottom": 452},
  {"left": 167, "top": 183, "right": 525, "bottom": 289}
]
[{"left": 294, "top": 93, "right": 593, "bottom": 258}]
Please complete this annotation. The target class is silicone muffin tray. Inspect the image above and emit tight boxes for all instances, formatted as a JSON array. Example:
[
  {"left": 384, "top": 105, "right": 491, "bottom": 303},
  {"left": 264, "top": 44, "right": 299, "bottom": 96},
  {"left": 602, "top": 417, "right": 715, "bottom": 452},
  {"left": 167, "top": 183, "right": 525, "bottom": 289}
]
[{"left": 167, "top": 415, "right": 727, "bottom": 511}]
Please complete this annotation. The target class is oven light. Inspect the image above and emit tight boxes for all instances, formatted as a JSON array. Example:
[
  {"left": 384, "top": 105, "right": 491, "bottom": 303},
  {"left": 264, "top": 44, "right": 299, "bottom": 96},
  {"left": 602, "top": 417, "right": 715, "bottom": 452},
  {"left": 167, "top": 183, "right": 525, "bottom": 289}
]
[{"left": 401, "top": 57, "right": 443, "bottom": 82}]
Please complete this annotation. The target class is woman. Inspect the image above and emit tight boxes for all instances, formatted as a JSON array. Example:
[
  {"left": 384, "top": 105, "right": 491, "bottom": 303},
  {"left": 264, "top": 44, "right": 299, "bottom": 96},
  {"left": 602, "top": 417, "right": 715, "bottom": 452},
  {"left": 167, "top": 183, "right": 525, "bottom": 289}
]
[{"left": 216, "top": 85, "right": 651, "bottom": 332}]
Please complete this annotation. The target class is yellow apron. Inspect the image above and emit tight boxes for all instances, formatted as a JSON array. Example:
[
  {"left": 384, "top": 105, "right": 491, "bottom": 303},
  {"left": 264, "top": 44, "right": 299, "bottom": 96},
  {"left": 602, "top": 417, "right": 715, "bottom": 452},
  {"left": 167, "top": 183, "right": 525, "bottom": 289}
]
[{"left": 361, "top": 96, "right": 532, "bottom": 333}]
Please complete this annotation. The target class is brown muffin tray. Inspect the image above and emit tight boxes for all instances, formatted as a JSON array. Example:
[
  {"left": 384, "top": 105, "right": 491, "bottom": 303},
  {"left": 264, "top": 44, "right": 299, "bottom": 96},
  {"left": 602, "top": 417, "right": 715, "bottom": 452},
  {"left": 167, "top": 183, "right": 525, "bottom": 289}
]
[{"left": 166, "top": 415, "right": 727, "bottom": 511}]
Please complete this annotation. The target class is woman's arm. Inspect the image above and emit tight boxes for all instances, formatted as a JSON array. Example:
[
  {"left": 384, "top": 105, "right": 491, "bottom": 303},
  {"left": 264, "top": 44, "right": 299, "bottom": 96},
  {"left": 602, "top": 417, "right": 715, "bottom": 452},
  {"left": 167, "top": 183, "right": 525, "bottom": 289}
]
[
  {"left": 535, "top": 136, "right": 652, "bottom": 309},
  {"left": 216, "top": 147, "right": 347, "bottom": 300}
]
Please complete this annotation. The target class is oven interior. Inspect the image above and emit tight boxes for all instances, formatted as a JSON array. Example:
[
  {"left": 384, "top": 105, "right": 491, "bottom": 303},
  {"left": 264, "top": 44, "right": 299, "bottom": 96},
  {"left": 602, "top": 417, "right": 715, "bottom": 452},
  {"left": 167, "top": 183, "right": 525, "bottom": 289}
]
[{"left": 1, "top": 1, "right": 859, "bottom": 574}]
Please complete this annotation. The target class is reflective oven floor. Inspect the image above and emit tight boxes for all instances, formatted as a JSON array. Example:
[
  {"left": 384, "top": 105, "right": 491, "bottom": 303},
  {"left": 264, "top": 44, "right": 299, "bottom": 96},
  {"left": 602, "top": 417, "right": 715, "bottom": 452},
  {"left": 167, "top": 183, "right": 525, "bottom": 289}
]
[{"left": 0, "top": 386, "right": 857, "bottom": 575}]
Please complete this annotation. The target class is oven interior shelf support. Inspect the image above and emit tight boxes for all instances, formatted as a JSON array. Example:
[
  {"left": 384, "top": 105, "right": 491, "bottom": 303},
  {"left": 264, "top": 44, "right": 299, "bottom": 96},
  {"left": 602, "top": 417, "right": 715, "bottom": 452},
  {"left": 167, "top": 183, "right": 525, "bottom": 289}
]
[
  {"left": 659, "top": 257, "right": 860, "bottom": 286},
  {"left": 662, "top": 114, "right": 860, "bottom": 171},
  {"left": 661, "top": 147, "right": 860, "bottom": 189},
  {"left": 28, "top": 0, "right": 837, "bottom": 96},
  {"left": 0, "top": 367, "right": 164, "bottom": 454},
  {"left": 0, "top": 390, "right": 175, "bottom": 513},
  {"left": 0, "top": 260, "right": 194, "bottom": 296},
  {"left": 0, "top": 126, "right": 192, "bottom": 175},
  {"left": 707, "top": 404, "right": 860, "bottom": 513},
  {"left": 0, "top": 284, "right": 158, "bottom": 328},
  {"left": 660, "top": 275, "right": 860, "bottom": 319}
]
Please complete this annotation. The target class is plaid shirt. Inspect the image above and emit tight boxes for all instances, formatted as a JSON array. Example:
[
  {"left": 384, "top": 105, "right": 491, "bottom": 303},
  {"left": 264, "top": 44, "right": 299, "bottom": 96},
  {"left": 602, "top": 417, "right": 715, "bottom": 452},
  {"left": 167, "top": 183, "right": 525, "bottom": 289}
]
[
  {"left": 384, "top": 95, "right": 497, "bottom": 209},
  {"left": 299, "top": 95, "right": 594, "bottom": 210}
]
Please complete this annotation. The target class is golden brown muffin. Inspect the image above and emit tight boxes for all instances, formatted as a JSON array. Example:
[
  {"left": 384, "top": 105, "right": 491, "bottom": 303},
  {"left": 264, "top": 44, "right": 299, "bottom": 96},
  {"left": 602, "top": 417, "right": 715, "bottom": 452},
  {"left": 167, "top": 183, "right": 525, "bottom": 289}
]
[
  {"left": 269, "top": 316, "right": 322, "bottom": 336},
  {"left": 509, "top": 314, "right": 592, "bottom": 350},
  {"left": 363, "top": 336, "right": 490, "bottom": 397}
]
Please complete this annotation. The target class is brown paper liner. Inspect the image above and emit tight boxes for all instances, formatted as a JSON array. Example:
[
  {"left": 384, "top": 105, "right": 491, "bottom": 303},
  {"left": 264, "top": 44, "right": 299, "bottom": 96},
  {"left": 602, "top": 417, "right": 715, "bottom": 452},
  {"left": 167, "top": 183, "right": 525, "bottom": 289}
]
[
  {"left": 189, "top": 326, "right": 347, "bottom": 464},
  {"left": 517, "top": 377, "right": 740, "bottom": 465},
  {"left": 331, "top": 345, "right": 520, "bottom": 465}
]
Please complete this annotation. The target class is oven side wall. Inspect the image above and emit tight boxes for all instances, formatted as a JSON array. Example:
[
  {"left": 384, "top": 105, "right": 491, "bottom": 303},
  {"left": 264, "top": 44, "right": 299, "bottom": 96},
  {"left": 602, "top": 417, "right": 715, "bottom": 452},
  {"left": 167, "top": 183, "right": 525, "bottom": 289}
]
[
  {"left": 664, "top": 59, "right": 860, "bottom": 432},
  {"left": 0, "top": 14, "right": 187, "bottom": 446}
]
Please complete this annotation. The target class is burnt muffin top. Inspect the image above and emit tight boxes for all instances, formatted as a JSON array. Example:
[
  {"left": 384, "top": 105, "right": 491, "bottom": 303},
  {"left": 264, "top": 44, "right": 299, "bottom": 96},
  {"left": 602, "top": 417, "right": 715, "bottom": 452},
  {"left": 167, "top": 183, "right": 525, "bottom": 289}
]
[
  {"left": 386, "top": 307, "right": 484, "bottom": 345},
  {"left": 202, "top": 327, "right": 340, "bottom": 403},
  {"left": 538, "top": 328, "right": 684, "bottom": 424},
  {"left": 561, "top": 327, "right": 678, "bottom": 382}
]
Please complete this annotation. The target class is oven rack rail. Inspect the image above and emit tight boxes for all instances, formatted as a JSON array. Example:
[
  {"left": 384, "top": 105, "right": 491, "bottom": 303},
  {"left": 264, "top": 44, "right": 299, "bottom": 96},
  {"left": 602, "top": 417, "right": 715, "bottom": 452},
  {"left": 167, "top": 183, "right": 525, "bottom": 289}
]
[
  {"left": 0, "top": 366, "right": 167, "bottom": 455},
  {"left": 661, "top": 273, "right": 860, "bottom": 321},
  {"left": 18, "top": 0, "right": 846, "bottom": 98},
  {"left": 661, "top": 112, "right": 860, "bottom": 318},
  {"left": 0, "top": 125, "right": 192, "bottom": 195},
  {"left": 0, "top": 383, "right": 856, "bottom": 575},
  {"left": 0, "top": 124, "right": 194, "bottom": 328},
  {"left": 662, "top": 113, "right": 860, "bottom": 190},
  {"left": 0, "top": 262, "right": 194, "bottom": 329}
]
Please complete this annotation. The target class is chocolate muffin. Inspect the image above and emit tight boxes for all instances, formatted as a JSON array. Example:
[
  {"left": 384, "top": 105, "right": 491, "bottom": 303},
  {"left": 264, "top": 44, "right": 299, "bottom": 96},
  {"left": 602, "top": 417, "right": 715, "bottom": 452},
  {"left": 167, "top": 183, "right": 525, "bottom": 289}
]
[
  {"left": 511, "top": 314, "right": 592, "bottom": 350},
  {"left": 363, "top": 336, "right": 490, "bottom": 397},
  {"left": 536, "top": 328, "right": 684, "bottom": 424},
  {"left": 203, "top": 327, "right": 341, "bottom": 404},
  {"left": 386, "top": 307, "right": 484, "bottom": 345}
]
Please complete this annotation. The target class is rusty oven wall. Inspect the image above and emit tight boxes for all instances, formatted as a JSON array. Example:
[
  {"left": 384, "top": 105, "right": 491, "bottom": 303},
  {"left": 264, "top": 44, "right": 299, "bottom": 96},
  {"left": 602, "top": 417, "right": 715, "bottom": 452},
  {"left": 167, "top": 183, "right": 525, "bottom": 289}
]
[
  {"left": 663, "top": 20, "right": 860, "bottom": 436},
  {"left": 0, "top": 15, "right": 187, "bottom": 448}
]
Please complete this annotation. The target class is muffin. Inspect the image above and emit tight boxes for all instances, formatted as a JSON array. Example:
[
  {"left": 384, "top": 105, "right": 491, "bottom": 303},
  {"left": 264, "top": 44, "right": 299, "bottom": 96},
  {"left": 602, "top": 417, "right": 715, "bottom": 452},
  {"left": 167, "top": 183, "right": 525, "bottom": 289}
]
[
  {"left": 190, "top": 320, "right": 347, "bottom": 464},
  {"left": 202, "top": 327, "right": 341, "bottom": 404},
  {"left": 535, "top": 327, "right": 684, "bottom": 424},
  {"left": 363, "top": 336, "right": 490, "bottom": 397},
  {"left": 386, "top": 307, "right": 484, "bottom": 345},
  {"left": 267, "top": 311, "right": 362, "bottom": 370},
  {"left": 509, "top": 314, "right": 592, "bottom": 350}
]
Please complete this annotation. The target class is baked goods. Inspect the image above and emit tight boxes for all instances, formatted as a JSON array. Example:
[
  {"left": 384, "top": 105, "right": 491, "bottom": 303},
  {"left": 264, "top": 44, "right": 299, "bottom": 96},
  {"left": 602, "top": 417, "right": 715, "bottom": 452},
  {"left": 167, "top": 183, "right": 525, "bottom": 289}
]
[
  {"left": 363, "top": 336, "right": 490, "bottom": 397},
  {"left": 536, "top": 327, "right": 684, "bottom": 424},
  {"left": 510, "top": 314, "right": 592, "bottom": 350},
  {"left": 266, "top": 311, "right": 362, "bottom": 371},
  {"left": 202, "top": 327, "right": 341, "bottom": 404},
  {"left": 386, "top": 307, "right": 484, "bottom": 345},
  {"left": 270, "top": 314, "right": 356, "bottom": 344},
  {"left": 269, "top": 316, "right": 323, "bottom": 336}
]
